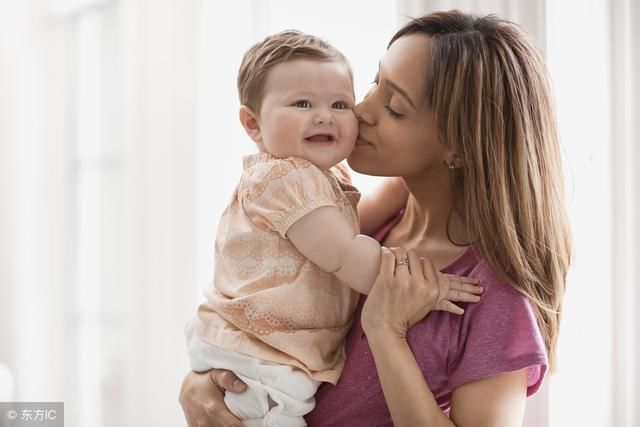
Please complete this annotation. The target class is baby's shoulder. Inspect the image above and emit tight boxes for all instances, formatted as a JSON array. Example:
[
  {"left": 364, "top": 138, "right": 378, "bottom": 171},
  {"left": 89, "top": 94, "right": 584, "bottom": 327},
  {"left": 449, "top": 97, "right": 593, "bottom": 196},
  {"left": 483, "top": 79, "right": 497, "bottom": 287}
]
[
  {"left": 245, "top": 155, "right": 323, "bottom": 183},
  {"left": 240, "top": 155, "right": 337, "bottom": 207}
]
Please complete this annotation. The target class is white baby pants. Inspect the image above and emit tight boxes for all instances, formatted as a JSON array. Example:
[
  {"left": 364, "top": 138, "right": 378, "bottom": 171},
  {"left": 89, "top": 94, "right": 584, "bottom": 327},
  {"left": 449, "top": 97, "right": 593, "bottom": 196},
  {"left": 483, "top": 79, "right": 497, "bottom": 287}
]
[{"left": 184, "top": 319, "right": 321, "bottom": 427}]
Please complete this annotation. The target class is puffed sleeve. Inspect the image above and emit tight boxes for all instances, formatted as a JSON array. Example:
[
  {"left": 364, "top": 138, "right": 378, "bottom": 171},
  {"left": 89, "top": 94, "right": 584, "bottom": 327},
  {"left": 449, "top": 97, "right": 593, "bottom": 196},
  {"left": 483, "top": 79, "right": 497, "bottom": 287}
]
[
  {"left": 329, "top": 162, "right": 352, "bottom": 186},
  {"left": 447, "top": 270, "right": 548, "bottom": 396},
  {"left": 241, "top": 156, "right": 338, "bottom": 238}
]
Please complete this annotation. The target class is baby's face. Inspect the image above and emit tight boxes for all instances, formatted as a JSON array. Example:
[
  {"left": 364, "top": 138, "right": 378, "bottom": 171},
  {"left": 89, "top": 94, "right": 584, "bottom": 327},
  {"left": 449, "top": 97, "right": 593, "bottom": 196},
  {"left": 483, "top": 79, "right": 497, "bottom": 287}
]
[{"left": 256, "top": 59, "right": 358, "bottom": 170}]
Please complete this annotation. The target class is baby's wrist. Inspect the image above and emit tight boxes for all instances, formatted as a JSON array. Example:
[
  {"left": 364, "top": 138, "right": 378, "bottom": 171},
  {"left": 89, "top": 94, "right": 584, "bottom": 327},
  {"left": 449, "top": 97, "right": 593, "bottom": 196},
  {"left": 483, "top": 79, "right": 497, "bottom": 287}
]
[{"left": 363, "top": 322, "right": 407, "bottom": 344}]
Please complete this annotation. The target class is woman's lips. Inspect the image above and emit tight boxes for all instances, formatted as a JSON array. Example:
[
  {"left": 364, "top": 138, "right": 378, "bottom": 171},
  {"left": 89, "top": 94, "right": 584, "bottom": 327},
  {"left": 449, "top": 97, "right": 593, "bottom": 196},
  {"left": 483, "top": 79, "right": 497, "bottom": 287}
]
[{"left": 356, "top": 134, "right": 373, "bottom": 146}]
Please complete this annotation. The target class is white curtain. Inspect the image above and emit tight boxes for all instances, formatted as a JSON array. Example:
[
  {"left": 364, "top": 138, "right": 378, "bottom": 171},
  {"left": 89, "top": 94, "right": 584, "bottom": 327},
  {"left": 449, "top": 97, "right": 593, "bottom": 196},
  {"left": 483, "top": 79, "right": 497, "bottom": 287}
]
[
  {"left": 0, "top": 0, "right": 75, "bottom": 405},
  {"left": 114, "top": 1, "right": 200, "bottom": 426},
  {"left": 607, "top": 1, "right": 640, "bottom": 425},
  {"left": 0, "top": 0, "right": 200, "bottom": 426},
  {"left": 544, "top": 0, "right": 639, "bottom": 425}
]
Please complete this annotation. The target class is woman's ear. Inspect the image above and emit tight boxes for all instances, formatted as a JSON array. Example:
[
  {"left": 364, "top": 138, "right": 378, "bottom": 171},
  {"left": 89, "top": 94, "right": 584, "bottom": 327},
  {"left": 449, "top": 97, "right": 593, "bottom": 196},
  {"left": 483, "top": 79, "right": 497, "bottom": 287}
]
[
  {"left": 445, "top": 152, "right": 464, "bottom": 169},
  {"left": 239, "top": 105, "right": 262, "bottom": 143}
]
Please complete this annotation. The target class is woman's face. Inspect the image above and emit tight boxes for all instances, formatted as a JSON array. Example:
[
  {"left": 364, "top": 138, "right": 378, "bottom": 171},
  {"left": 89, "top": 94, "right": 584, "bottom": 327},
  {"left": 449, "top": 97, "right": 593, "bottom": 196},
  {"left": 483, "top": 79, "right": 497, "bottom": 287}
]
[{"left": 348, "top": 34, "right": 448, "bottom": 177}]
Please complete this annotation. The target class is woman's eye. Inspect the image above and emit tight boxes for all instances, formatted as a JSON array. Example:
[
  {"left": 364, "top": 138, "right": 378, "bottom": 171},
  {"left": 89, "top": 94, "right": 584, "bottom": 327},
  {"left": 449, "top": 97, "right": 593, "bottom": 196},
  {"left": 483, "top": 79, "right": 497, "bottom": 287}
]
[
  {"left": 332, "top": 101, "right": 348, "bottom": 109},
  {"left": 385, "top": 105, "right": 403, "bottom": 119},
  {"left": 294, "top": 100, "right": 311, "bottom": 108}
]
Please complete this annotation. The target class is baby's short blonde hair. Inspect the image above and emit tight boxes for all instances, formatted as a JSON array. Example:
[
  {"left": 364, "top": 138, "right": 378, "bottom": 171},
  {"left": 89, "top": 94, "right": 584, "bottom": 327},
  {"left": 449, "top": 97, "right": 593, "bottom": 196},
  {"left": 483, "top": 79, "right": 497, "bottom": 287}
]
[{"left": 237, "top": 30, "right": 352, "bottom": 113}]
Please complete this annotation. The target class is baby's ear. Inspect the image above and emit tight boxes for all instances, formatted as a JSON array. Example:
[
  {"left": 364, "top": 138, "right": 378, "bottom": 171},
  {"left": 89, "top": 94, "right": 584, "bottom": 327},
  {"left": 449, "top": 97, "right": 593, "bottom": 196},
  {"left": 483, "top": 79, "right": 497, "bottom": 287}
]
[{"left": 239, "top": 105, "right": 262, "bottom": 143}]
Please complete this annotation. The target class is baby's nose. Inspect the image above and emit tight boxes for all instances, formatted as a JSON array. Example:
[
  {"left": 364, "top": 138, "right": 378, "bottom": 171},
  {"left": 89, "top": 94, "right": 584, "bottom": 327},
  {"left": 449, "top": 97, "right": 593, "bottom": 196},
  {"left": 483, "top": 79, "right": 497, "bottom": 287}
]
[{"left": 313, "top": 108, "right": 334, "bottom": 124}]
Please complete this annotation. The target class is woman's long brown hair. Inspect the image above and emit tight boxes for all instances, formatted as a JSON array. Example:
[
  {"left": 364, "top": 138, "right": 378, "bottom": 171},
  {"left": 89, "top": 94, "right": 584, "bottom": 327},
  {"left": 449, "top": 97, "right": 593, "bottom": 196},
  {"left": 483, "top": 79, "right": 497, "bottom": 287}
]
[{"left": 391, "top": 11, "right": 572, "bottom": 369}]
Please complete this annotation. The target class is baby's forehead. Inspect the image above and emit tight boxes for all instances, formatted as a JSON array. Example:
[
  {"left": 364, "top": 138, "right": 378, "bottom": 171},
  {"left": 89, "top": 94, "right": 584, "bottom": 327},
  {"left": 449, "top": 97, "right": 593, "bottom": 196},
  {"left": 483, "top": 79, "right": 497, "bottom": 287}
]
[
  {"left": 265, "top": 59, "right": 354, "bottom": 92},
  {"left": 270, "top": 58, "right": 351, "bottom": 76}
]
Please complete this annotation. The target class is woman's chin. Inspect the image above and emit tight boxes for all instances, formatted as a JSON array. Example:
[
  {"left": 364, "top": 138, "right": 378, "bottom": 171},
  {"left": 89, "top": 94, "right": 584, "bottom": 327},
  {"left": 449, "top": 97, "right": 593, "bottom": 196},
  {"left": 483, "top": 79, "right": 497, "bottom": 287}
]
[
  {"left": 345, "top": 154, "right": 365, "bottom": 173},
  {"left": 346, "top": 154, "right": 383, "bottom": 176}
]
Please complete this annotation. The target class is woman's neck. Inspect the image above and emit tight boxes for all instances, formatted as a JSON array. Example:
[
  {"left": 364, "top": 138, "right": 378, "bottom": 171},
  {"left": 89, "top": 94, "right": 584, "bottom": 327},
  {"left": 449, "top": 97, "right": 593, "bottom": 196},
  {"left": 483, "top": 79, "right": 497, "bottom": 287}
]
[
  {"left": 402, "top": 193, "right": 451, "bottom": 242},
  {"left": 397, "top": 173, "right": 470, "bottom": 248}
]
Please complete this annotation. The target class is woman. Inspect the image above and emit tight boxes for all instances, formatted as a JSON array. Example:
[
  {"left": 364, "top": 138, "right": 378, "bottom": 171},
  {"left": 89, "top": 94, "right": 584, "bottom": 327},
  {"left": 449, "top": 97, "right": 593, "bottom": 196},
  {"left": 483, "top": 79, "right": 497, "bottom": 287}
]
[{"left": 180, "top": 10, "right": 571, "bottom": 426}]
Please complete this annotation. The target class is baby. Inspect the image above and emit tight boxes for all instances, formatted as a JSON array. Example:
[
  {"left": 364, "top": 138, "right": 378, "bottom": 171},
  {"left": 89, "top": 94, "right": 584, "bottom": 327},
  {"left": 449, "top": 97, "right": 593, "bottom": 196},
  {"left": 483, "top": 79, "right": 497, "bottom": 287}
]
[{"left": 184, "top": 30, "right": 479, "bottom": 427}]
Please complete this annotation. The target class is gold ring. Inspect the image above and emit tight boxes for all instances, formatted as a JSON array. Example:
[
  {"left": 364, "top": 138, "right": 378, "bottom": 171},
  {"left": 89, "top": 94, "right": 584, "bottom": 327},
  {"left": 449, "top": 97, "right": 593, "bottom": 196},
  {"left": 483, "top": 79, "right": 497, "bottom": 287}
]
[{"left": 395, "top": 256, "right": 409, "bottom": 266}]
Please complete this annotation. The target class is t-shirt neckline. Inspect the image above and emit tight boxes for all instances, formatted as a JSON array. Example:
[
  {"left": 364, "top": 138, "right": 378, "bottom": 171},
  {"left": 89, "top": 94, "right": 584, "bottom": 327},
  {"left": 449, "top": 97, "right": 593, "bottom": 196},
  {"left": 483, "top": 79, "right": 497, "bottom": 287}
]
[{"left": 376, "top": 209, "right": 476, "bottom": 273}]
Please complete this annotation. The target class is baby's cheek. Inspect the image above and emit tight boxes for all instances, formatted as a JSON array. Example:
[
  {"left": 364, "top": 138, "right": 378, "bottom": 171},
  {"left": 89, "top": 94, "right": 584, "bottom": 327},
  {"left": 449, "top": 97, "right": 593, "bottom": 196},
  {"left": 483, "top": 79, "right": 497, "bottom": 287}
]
[{"left": 345, "top": 115, "right": 359, "bottom": 141}]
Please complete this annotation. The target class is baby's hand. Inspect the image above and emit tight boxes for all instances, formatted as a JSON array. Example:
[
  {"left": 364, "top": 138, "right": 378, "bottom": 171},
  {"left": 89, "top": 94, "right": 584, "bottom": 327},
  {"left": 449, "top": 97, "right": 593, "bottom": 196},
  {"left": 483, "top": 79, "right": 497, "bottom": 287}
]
[
  {"left": 433, "top": 272, "right": 483, "bottom": 315},
  {"left": 362, "top": 248, "right": 483, "bottom": 338}
]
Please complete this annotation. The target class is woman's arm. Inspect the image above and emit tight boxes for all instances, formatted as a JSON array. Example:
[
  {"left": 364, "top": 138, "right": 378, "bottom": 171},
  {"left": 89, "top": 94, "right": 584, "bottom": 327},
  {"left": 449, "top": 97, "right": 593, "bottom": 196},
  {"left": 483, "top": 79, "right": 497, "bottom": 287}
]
[
  {"left": 358, "top": 177, "right": 408, "bottom": 236},
  {"left": 366, "top": 331, "right": 452, "bottom": 427},
  {"left": 367, "top": 330, "right": 528, "bottom": 427},
  {"left": 362, "top": 248, "right": 524, "bottom": 427},
  {"left": 449, "top": 369, "right": 527, "bottom": 427},
  {"left": 361, "top": 248, "right": 454, "bottom": 426}
]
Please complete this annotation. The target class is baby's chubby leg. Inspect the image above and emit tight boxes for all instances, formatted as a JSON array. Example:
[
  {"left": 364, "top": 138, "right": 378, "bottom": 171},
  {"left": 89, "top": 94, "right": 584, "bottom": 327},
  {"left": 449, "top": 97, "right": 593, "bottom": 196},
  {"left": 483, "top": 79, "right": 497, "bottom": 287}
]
[
  {"left": 184, "top": 318, "right": 320, "bottom": 426},
  {"left": 184, "top": 319, "right": 270, "bottom": 423},
  {"left": 254, "top": 360, "right": 320, "bottom": 427}
]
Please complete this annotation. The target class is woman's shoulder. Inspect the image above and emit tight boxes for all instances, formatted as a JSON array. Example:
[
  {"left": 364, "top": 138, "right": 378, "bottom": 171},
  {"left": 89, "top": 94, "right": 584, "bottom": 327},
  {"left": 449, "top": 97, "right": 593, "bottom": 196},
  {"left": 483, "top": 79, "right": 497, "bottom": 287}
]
[
  {"left": 443, "top": 246, "right": 525, "bottom": 300},
  {"left": 441, "top": 245, "right": 548, "bottom": 395}
]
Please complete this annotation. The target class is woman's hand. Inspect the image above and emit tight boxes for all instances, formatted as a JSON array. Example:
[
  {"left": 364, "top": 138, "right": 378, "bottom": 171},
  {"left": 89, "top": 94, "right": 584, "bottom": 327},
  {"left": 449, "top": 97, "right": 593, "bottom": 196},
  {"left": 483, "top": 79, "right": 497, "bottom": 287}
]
[
  {"left": 179, "top": 369, "right": 247, "bottom": 427},
  {"left": 361, "top": 247, "right": 482, "bottom": 339}
]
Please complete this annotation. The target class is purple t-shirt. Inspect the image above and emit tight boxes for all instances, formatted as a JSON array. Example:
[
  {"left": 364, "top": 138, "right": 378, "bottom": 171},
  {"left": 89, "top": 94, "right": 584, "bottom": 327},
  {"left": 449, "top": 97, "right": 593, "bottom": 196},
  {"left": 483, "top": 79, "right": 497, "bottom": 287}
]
[{"left": 305, "top": 213, "right": 547, "bottom": 426}]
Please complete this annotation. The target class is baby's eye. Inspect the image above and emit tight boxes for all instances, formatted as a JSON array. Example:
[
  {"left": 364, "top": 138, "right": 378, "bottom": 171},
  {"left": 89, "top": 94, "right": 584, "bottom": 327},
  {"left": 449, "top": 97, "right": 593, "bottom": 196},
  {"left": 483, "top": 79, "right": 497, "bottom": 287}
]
[
  {"left": 293, "top": 100, "right": 311, "bottom": 108},
  {"left": 332, "top": 101, "right": 349, "bottom": 110}
]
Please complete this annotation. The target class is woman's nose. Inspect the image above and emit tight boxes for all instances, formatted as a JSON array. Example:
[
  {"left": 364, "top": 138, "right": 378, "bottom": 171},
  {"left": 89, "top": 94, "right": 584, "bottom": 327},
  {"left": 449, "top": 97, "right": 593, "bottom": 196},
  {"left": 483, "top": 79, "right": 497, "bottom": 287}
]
[{"left": 354, "top": 99, "right": 374, "bottom": 125}]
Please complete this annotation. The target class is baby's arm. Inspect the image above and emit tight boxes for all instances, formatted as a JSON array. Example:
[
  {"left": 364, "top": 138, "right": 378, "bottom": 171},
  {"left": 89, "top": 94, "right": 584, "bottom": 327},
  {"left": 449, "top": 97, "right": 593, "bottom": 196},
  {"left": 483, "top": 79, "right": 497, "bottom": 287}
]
[
  {"left": 286, "top": 206, "right": 483, "bottom": 309},
  {"left": 286, "top": 206, "right": 380, "bottom": 295},
  {"left": 358, "top": 177, "right": 409, "bottom": 236}
]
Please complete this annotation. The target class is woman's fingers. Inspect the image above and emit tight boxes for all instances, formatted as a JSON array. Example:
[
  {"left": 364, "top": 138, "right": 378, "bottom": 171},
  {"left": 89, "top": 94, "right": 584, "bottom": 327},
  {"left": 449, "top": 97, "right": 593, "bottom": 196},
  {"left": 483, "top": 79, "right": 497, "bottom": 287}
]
[
  {"left": 406, "top": 249, "right": 423, "bottom": 278},
  {"left": 388, "top": 246, "right": 410, "bottom": 276},
  {"left": 202, "top": 389, "right": 243, "bottom": 427},
  {"left": 379, "top": 247, "right": 397, "bottom": 280},
  {"left": 205, "top": 370, "right": 245, "bottom": 426},
  {"left": 210, "top": 369, "right": 247, "bottom": 393},
  {"left": 420, "top": 255, "right": 439, "bottom": 285},
  {"left": 178, "top": 370, "right": 244, "bottom": 427}
]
